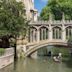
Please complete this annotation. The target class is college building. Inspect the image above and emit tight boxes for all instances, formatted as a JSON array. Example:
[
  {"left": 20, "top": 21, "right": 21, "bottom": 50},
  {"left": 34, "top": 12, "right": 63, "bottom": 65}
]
[{"left": 16, "top": 0, "right": 38, "bottom": 21}]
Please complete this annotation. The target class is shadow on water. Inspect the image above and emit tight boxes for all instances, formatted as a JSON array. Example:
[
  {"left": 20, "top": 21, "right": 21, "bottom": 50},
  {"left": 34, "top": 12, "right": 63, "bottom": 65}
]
[
  {"left": 13, "top": 58, "right": 24, "bottom": 72},
  {"left": 13, "top": 59, "right": 17, "bottom": 71}
]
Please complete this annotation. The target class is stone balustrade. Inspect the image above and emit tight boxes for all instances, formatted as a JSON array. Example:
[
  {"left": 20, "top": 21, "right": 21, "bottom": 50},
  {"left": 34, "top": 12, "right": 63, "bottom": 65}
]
[{"left": 29, "top": 20, "right": 72, "bottom": 25}]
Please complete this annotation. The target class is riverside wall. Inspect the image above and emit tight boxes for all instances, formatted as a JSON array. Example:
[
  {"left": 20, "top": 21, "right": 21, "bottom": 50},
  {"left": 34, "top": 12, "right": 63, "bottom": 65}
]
[{"left": 0, "top": 48, "right": 14, "bottom": 69}]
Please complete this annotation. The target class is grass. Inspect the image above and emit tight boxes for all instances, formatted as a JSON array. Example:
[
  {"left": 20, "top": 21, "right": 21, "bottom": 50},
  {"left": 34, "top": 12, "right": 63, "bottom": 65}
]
[{"left": 0, "top": 48, "right": 5, "bottom": 56}]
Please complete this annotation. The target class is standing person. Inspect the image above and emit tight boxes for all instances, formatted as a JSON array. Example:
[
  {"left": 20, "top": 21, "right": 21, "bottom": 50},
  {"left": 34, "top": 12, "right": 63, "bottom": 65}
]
[{"left": 58, "top": 53, "right": 62, "bottom": 61}]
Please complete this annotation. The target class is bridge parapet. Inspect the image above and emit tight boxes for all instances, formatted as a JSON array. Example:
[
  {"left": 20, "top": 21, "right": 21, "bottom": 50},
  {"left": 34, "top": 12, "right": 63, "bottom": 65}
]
[
  {"left": 26, "top": 39, "right": 68, "bottom": 51},
  {"left": 27, "top": 39, "right": 67, "bottom": 46},
  {"left": 65, "top": 20, "right": 72, "bottom": 24},
  {"left": 29, "top": 20, "right": 72, "bottom": 25},
  {"left": 28, "top": 20, "right": 72, "bottom": 45}
]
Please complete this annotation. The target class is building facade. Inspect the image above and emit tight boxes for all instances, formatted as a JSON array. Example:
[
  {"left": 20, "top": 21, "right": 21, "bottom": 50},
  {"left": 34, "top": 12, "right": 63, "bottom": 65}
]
[{"left": 16, "top": 0, "right": 38, "bottom": 21}]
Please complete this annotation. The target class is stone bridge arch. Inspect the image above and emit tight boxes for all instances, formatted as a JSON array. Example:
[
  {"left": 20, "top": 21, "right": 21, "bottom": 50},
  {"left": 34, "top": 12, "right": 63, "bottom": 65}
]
[{"left": 24, "top": 40, "right": 71, "bottom": 57}]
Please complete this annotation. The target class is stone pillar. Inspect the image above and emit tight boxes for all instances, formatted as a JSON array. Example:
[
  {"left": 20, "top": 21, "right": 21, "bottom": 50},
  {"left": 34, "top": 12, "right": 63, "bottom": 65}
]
[
  {"left": 55, "top": 29, "right": 56, "bottom": 39},
  {"left": 22, "top": 39, "right": 28, "bottom": 53},
  {"left": 44, "top": 29, "right": 46, "bottom": 40},
  {"left": 22, "top": 45, "right": 27, "bottom": 53},
  {"left": 62, "top": 12, "right": 65, "bottom": 24},
  {"left": 68, "top": 29, "right": 70, "bottom": 39},
  {"left": 49, "top": 30, "right": 52, "bottom": 40},
  {"left": 34, "top": 11, "right": 38, "bottom": 21},
  {"left": 37, "top": 29, "right": 40, "bottom": 42},
  {"left": 32, "top": 29, "right": 35, "bottom": 42},
  {"left": 33, "top": 30, "right": 36, "bottom": 42},
  {"left": 49, "top": 26, "right": 52, "bottom": 40},
  {"left": 30, "top": 29, "right": 32, "bottom": 42},
  {"left": 41, "top": 29, "right": 43, "bottom": 40},
  {"left": 62, "top": 26, "right": 66, "bottom": 41},
  {"left": 62, "top": 13, "right": 66, "bottom": 41}
]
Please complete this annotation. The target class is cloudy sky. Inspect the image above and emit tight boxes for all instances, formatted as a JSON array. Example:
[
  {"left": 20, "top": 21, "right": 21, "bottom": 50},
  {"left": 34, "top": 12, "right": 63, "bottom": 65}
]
[{"left": 34, "top": 0, "right": 48, "bottom": 13}]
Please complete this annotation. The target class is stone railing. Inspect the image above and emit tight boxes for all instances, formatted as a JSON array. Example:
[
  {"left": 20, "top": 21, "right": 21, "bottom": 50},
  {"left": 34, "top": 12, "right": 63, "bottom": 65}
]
[
  {"left": 0, "top": 48, "right": 14, "bottom": 69},
  {"left": 29, "top": 20, "right": 72, "bottom": 25}
]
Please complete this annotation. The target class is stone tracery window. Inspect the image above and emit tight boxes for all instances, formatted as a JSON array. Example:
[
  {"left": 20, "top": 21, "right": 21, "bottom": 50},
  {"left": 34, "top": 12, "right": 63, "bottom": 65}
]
[
  {"left": 53, "top": 27, "right": 62, "bottom": 39},
  {"left": 29, "top": 27, "right": 37, "bottom": 42},
  {"left": 66, "top": 26, "right": 72, "bottom": 39},
  {"left": 40, "top": 26, "right": 49, "bottom": 40}
]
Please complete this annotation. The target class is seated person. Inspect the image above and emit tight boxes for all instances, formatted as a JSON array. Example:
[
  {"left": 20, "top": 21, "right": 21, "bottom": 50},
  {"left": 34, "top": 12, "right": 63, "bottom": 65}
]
[
  {"left": 53, "top": 56, "right": 58, "bottom": 61},
  {"left": 53, "top": 53, "right": 62, "bottom": 62}
]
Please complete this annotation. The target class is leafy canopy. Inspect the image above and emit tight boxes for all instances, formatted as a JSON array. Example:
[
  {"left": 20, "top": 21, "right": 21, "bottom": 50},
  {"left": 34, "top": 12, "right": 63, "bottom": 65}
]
[
  {"left": 0, "top": 0, "right": 28, "bottom": 37},
  {"left": 40, "top": 0, "right": 72, "bottom": 20}
]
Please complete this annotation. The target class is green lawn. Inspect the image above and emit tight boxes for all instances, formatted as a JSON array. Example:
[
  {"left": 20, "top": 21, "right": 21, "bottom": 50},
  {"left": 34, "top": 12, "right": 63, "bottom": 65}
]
[{"left": 0, "top": 48, "right": 5, "bottom": 56}]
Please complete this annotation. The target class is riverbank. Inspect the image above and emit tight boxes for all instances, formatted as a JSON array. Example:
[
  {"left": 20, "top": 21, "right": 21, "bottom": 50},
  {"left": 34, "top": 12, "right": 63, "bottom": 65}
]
[{"left": 0, "top": 48, "right": 14, "bottom": 69}]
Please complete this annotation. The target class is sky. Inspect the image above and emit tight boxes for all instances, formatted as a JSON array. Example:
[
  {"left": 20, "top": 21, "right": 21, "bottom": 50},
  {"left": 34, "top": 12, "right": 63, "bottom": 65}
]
[{"left": 34, "top": 0, "right": 48, "bottom": 13}]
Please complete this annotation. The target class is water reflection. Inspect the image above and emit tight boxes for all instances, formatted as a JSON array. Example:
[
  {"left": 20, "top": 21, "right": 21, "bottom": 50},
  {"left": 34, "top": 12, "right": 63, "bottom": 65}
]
[{"left": 0, "top": 57, "right": 72, "bottom": 72}]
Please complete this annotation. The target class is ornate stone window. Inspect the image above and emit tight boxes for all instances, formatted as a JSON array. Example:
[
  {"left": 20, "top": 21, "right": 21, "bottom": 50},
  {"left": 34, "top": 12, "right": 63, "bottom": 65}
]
[
  {"left": 29, "top": 27, "right": 37, "bottom": 42},
  {"left": 53, "top": 27, "right": 62, "bottom": 39},
  {"left": 66, "top": 26, "right": 72, "bottom": 39},
  {"left": 40, "top": 27, "right": 49, "bottom": 40}
]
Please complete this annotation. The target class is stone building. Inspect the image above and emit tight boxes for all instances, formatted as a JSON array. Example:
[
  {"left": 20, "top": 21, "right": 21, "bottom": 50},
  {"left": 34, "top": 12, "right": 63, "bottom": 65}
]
[
  {"left": 16, "top": 0, "right": 38, "bottom": 21},
  {"left": 16, "top": 0, "right": 38, "bottom": 56}
]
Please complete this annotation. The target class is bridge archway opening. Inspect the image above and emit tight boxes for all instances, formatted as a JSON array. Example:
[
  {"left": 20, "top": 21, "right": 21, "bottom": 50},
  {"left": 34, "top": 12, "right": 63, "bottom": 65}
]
[
  {"left": 66, "top": 26, "right": 72, "bottom": 39},
  {"left": 52, "top": 26, "right": 62, "bottom": 39},
  {"left": 37, "top": 45, "right": 71, "bottom": 57},
  {"left": 40, "top": 26, "right": 49, "bottom": 40},
  {"left": 28, "top": 27, "right": 37, "bottom": 42},
  {"left": 26, "top": 43, "right": 72, "bottom": 57}
]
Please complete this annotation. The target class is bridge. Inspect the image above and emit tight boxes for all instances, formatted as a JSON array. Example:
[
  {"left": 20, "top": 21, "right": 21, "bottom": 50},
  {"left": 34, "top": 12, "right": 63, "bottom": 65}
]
[
  {"left": 17, "top": 19, "right": 72, "bottom": 57},
  {"left": 24, "top": 39, "right": 70, "bottom": 57}
]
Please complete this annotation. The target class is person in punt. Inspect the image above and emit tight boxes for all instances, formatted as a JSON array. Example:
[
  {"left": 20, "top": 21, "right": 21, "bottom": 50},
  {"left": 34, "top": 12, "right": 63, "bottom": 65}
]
[
  {"left": 53, "top": 53, "right": 62, "bottom": 62},
  {"left": 53, "top": 56, "right": 60, "bottom": 62}
]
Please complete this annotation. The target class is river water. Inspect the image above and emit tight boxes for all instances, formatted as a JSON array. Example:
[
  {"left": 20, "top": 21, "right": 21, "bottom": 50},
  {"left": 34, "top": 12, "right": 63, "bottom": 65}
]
[{"left": 0, "top": 56, "right": 72, "bottom": 72}]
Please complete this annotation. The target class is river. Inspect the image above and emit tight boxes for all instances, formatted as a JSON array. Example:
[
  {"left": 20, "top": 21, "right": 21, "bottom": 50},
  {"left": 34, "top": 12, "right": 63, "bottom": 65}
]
[{"left": 0, "top": 56, "right": 72, "bottom": 72}]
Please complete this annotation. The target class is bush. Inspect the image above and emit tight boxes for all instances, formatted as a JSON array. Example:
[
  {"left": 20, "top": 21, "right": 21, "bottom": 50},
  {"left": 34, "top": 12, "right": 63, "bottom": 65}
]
[
  {"left": 0, "top": 48, "right": 5, "bottom": 56},
  {"left": 52, "top": 47, "right": 70, "bottom": 57}
]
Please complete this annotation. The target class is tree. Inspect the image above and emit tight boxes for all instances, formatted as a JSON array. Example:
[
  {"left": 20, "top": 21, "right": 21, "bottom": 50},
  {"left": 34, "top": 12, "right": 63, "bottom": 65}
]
[
  {"left": 0, "top": 0, "right": 29, "bottom": 58},
  {"left": 40, "top": 0, "right": 72, "bottom": 20},
  {"left": 66, "top": 36, "right": 72, "bottom": 57}
]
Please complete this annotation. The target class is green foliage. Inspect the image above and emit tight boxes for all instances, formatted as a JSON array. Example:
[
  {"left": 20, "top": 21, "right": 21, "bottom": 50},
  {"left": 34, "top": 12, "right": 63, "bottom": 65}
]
[
  {"left": 52, "top": 47, "right": 70, "bottom": 57},
  {"left": 40, "top": 7, "right": 50, "bottom": 20},
  {"left": 0, "top": 0, "right": 28, "bottom": 38},
  {"left": 67, "top": 37, "right": 72, "bottom": 46},
  {"left": 40, "top": 0, "right": 72, "bottom": 20},
  {"left": 0, "top": 48, "right": 5, "bottom": 56}
]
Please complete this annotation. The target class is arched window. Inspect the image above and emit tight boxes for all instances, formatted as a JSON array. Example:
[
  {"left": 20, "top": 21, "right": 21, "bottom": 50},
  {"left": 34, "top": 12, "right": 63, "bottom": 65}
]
[
  {"left": 53, "top": 27, "right": 62, "bottom": 39},
  {"left": 66, "top": 26, "right": 72, "bottom": 39},
  {"left": 40, "top": 27, "right": 49, "bottom": 40},
  {"left": 29, "top": 27, "right": 37, "bottom": 42}
]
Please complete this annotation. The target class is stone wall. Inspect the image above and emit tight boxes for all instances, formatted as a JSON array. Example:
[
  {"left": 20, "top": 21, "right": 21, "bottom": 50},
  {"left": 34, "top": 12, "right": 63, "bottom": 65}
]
[{"left": 0, "top": 48, "right": 14, "bottom": 69}]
